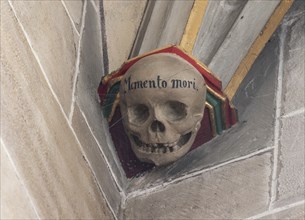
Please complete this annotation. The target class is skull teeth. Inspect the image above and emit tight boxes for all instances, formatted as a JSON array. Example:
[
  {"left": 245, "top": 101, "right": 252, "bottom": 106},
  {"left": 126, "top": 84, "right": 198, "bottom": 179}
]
[
  {"left": 133, "top": 132, "right": 192, "bottom": 154},
  {"left": 139, "top": 144, "right": 179, "bottom": 154}
]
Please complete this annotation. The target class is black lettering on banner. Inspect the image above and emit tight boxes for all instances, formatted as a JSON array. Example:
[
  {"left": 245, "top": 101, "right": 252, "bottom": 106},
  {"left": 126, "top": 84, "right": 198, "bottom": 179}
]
[{"left": 124, "top": 75, "right": 198, "bottom": 92}]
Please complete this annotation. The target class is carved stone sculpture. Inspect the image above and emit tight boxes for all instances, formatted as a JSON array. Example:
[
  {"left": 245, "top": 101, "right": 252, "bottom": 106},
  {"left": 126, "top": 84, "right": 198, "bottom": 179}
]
[{"left": 120, "top": 53, "right": 207, "bottom": 166}]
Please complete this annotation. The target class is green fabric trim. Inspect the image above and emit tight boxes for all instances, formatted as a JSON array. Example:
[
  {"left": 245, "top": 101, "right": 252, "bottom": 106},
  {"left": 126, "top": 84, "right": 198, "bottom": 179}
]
[
  {"left": 206, "top": 92, "right": 223, "bottom": 134},
  {"left": 103, "top": 82, "right": 120, "bottom": 120}
]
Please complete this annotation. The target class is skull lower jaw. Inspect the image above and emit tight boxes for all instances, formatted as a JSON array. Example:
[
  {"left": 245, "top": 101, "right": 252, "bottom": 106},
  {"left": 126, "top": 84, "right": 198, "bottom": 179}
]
[{"left": 129, "top": 132, "right": 195, "bottom": 166}]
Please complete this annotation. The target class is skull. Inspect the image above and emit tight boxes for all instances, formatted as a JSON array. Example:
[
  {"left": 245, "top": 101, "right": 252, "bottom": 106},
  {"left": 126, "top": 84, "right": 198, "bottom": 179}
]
[{"left": 120, "top": 53, "right": 206, "bottom": 166}]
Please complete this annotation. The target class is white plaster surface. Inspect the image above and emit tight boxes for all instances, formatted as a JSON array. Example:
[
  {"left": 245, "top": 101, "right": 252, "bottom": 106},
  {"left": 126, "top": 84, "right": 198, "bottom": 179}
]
[
  {"left": 1, "top": 144, "right": 38, "bottom": 220},
  {"left": 10, "top": 0, "right": 79, "bottom": 116},
  {"left": 104, "top": 0, "right": 147, "bottom": 72},
  {"left": 208, "top": 0, "right": 280, "bottom": 88},
  {"left": 1, "top": 2, "right": 112, "bottom": 218},
  {"left": 93, "top": 0, "right": 100, "bottom": 9},
  {"left": 63, "top": 0, "right": 84, "bottom": 32},
  {"left": 194, "top": 0, "right": 247, "bottom": 64},
  {"left": 155, "top": 1, "right": 193, "bottom": 49},
  {"left": 125, "top": 153, "right": 272, "bottom": 219},
  {"left": 133, "top": 0, "right": 193, "bottom": 56}
]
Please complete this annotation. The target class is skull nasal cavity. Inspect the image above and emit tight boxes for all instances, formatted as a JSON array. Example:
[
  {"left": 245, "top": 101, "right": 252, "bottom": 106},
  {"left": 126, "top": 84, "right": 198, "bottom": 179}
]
[{"left": 151, "top": 120, "right": 165, "bottom": 132}]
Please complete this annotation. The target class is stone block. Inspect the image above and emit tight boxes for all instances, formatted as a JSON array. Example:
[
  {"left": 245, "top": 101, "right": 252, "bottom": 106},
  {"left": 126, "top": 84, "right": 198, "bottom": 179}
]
[
  {"left": 72, "top": 104, "right": 121, "bottom": 215},
  {"left": 63, "top": 0, "right": 84, "bottom": 32},
  {"left": 125, "top": 153, "right": 272, "bottom": 219},
  {"left": 260, "top": 203, "right": 305, "bottom": 219},
  {"left": 10, "top": 1, "right": 79, "bottom": 116},
  {"left": 104, "top": 0, "right": 147, "bottom": 71},
  {"left": 76, "top": 1, "right": 127, "bottom": 187},
  {"left": 276, "top": 114, "right": 305, "bottom": 207},
  {"left": 1, "top": 3, "right": 112, "bottom": 218},
  {"left": 1, "top": 144, "right": 38, "bottom": 220},
  {"left": 281, "top": 1, "right": 305, "bottom": 115}
]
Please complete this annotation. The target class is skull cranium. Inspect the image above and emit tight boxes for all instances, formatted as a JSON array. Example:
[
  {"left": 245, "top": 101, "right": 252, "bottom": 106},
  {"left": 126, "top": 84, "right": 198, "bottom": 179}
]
[{"left": 120, "top": 53, "right": 206, "bottom": 166}]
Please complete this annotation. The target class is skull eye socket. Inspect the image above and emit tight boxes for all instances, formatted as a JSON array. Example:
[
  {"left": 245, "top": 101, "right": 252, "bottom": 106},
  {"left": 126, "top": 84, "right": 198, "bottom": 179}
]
[
  {"left": 163, "top": 101, "right": 187, "bottom": 121},
  {"left": 128, "top": 104, "right": 149, "bottom": 124}
]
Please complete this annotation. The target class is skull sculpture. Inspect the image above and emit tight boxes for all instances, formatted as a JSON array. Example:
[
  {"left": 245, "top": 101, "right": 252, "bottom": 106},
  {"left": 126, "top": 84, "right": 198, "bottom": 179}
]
[{"left": 120, "top": 53, "right": 206, "bottom": 166}]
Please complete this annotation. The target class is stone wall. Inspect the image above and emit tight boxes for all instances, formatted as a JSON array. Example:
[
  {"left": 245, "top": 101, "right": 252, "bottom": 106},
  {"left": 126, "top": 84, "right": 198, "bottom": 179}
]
[
  {"left": 0, "top": 0, "right": 147, "bottom": 218},
  {"left": 1, "top": 0, "right": 111, "bottom": 218}
]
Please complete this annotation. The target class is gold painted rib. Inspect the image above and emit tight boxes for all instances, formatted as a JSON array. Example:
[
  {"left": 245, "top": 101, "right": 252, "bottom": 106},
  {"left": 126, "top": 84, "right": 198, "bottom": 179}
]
[
  {"left": 225, "top": 0, "right": 294, "bottom": 100},
  {"left": 206, "top": 102, "right": 217, "bottom": 137},
  {"left": 207, "top": 85, "right": 226, "bottom": 102},
  {"left": 107, "top": 76, "right": 123, "bottom": 93},
  {"left": 180, "top": 0, "right": 209, "bottom": 53},
  {"left": 108, "top": 93, "right": 120, "bottom": 123}
]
